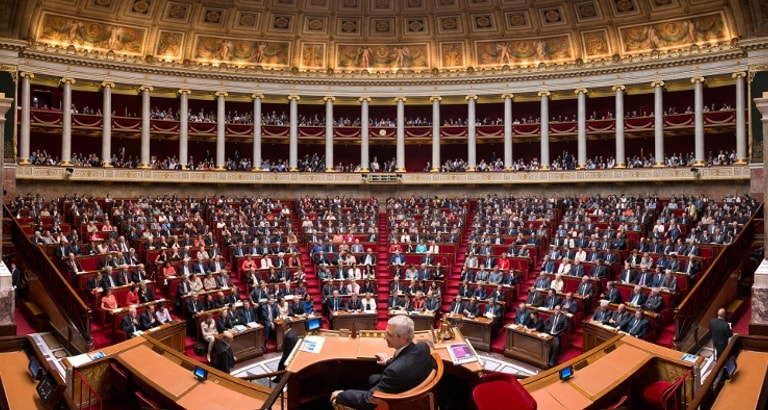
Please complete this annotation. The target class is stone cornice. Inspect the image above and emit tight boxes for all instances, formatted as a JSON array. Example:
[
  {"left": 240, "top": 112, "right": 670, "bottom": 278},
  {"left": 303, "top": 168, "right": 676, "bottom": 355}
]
[
  {"left": 14, "top": 165, "right": 750, "bottom": 186},
  {"left": 14, "top": 42, "right": 748, "bottom": 93}
]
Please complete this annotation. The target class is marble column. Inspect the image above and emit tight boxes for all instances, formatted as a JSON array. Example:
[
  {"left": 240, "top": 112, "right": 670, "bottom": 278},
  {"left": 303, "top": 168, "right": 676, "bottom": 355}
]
[
  {"left": 215, "top": 91, "right": 227, "bottom": 170},
  {"left": 324, "top": 96, "right": 335, "bottom": 171},
  {"left": 466, "top": 95, "right": 478, "bottom": 171},
  {"left": 749, "top": 96, "right": 768, "bottom": 334},
  {"left": 652, "top": 80, "right": 665, "bottom": 167},
  {"left": 613, "top": 85, "right": 626, "bottom": 168},
  {"left": 734, "top": 72, "right": 748, "bottom": 164},
  {"left": 60, "top": 77, "right": 75, "bottom": 166},
  {"left": 101, "top": 81, "right": 114, "bottom": 167},
  {"left": 359, "top": 97, "right": 370, "bottom": 172},
  {"left": 0, "top": 94, "right": 12, "bottom": 261},
  {"left": 288, "top": 95, "right": 299, "bottom": 171},
  {"left": 395, "top": 97, "right": 406, "bottom": 172},
  {"left": 139, "top": 85, "right": 153, "bottom": 168},
  {"left": 430, "top": 96, "right": 441, "bottom": 172},
  {"left": 502, "top": 93, "right": 513, "bottom": 170},
  {"left": 539, "top": 91, "right": 551, "bottom": 170},
  {"left": 252, "top": 94, "right": 263, "bottom": 171},
  {"left": 178, "top": 89, "right": 191, "bottom": 169},
  {"left": 576, "top": 88, "right": 588, "bottom": 169},
  {"left": 18, "top": 72, "right": 33, "bottom": 164},
  {"left": 692, "top": 76, "right": 706, "bottom": 166}
]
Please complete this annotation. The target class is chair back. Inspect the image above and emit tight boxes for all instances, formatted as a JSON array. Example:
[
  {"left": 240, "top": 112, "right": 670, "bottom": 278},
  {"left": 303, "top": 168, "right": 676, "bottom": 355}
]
[
  {"left": 135, "top": 390, "right": 160, "bottom": 409},
  {"left": 473, "top": 372, "right": 536, "bottom": 410},
  {"left": 370, "top": 352, "right": 444, "bottom": 410}
]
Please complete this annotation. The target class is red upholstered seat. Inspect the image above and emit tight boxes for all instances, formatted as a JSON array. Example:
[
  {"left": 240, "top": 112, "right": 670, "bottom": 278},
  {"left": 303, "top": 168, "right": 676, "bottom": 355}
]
[
  {"left": 642, "top": 370, "right": 691, "bottom": 410},
  {"left": 473, "top": 373, "right": 536, "bottom": 410}
]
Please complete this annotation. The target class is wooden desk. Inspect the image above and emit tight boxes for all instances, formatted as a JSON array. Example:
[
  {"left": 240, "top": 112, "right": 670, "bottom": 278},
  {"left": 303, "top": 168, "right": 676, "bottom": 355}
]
[
  {"left": 388, "top": 310, "right": 435, "bottom": 331},
  {"left": 711, "top": 350, "right": 768, "bottom": 410},
  {"left": 330, "top": 311, "right": 377, "bottom": 331},
  {"left": 568, "top": 344, "right": 651, "bottom": 399},
  {"left": 0, "top": 351, "right": 47, "bottom": 409},
  {"left": 174, "top": 377, "right": 267, "bottom": 410},
  {"left": 285, "top": 330, "right": 482, "bottom": 410},
  {"left": 581, "top": 320, "right": 622, "bottom": 352},
  {"left": 529, "top": 379, "right": 593, "bottom": 410},
  {"left": 227, "top": 326, "right": 264, "bottom": 363},
  {"left": 444, "top": 313, "right": 493, "bottom": 352},
  {"left": 119, "top": 345, "right": 199, "bottom": 398},
  {"left": 504, "top": 324, "right": 553, "bottom": 368}
]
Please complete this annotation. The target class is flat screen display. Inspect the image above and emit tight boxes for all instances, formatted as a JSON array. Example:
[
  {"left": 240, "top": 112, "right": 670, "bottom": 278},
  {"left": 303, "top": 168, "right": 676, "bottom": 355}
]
[
  {"left": 724, "top": 356, "right": 737, "bottom": 380},
  {"left": 28, "top": 356, "right": 43, "bottom": 380},
  {"left": 193, "top": 365, "right": 208, "bottom": 381},
  {"left": 559, "top": 365, "right": 574, "bottom": 381},
  {"left": 307, "top": 317, "right": 322, "bottom": 332}
]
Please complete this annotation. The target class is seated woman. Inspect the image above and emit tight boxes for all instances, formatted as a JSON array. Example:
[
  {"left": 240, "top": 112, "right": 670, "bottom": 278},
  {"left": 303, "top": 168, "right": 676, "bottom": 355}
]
[
  {"left": 189, "top": 273, "right": 204, "bottom": 293},
  {"left": 525, "top": 310, "right": 544, "bottom": 332},
  {"left": 277, "top": 296, "right": 290, "bottom": 319},
  {"left": 302, "top": 293, "right": 316, "bottom": 315},
  {"left": 203, "top": 272, "right": 217, "bottom": 291},
  {"left": 155, "top": 301, "right": 172, "bottom": 324},
  {"left": 124, "top": 284, "right": 139, "bottom": 306},
  {"left": 101, "top": 288, "right": 118, "bottom": 310},
  {"left": 162, "top": 260, "right": 177, "bottom": 278},
  {"left": 551, "top": 274, "right": 565, "bottom": 293}
]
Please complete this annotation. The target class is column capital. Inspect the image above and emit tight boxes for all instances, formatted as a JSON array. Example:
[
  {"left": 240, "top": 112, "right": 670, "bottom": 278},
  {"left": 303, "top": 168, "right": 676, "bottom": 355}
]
[
  {"left": 288, "top": 95, "right": 300, "bottom": 101},
  {"left": 690, "top": 76, "right": 706, "bottom": 84},
  {"left": 650, "top": 80, "right": 665, "bottom": 89},
  {"left": 59, "top": 77, "right": 76, "bottom": 85},
  {"left": 538, "top": 90, "right": 550, "bottom": 97},
  {"left": 574, "top": 88, "right": 589, "bottom": 95},
  {"left": 138, "top": 85, "right": 153, "bottom": 93},
  {"left": 20, "top": 72, "right": 35, "bottom": 79},
  {"left": 101, "top": 81, "right": 115, "bottom": 89},
  {"left": 178, "top": 89, "right": 192, "bottom": 96},
  {"left": 251, "top": 93, "right": 263, "bottom": 100},
  {"left": 732, "top": 71, "right": 747, "bottom": 79},
  {"left": 323, "top": 96, "right": 336, "bottom": 103},
  {"left": 429, "top": 96, "right": 442, "bottom": 103},
  {"left": 612, "top": 84, "right": 626, "bottom": 92},
  {"left": 394, "top": 97, "right": 407, "bottom": 103},
  {"left": 501, "top": 93, "right": 514, "bottom": 100},
  {"left": 215, "top": 91, "right": 228, "bottom": 98},
  {"left": 359, "top": 96, "right": 371, "bottom": 103},
  {"left": 465, "top": 95, "right": 478, "bottom": 101}
]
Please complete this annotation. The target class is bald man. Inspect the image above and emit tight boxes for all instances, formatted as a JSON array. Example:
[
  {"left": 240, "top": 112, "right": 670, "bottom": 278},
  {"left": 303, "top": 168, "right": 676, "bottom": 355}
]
[{"left": 709, "top": 308, "right": 733, "bottom": 359}]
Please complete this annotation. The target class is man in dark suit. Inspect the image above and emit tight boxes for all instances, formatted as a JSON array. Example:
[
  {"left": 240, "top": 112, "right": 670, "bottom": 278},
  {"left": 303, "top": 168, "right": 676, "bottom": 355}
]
[
  {"left": 607, "top": 304, "right": 632, "bottom": 329},
  {"left": 514, "top": 302, "right": 530, "bottom": 325},
  {"left": 331, "top": 316, "right": 433, "bottom": 410},
  {"left": 275, "top": 320, "right": 299, "bottom": 381},
  {"left": 121, "top": 307, "right": 140, "bottom": 339},
  {"left": 525, "top": 289, "right": 544, "bottom": 307},
  {"left": 601, "top": 281, "right": 623, "bottom": 304},
  {"left": 624, "top": 310, "right": 650, "bottom": 338},
  {"left": 576, "top": 275, "right": 594, "bottom": 298},
  {"left": 710, "top": 307, "right": 733, "bottom": 359},
  {"left": 545, "top": 305, "right": 568, "bottom": 367},
  {"left": 260, "top": 296, "right": 280, "bottom": 350},
  {"left": 643, "top": 288, "right": 664, "bottom": 313},
  {"left": 448, "top": 296, "right": 464, "bottom": 315},
  {"left": 238, "top": 300, "right": 258, "bottom": 324},
  {"left": 543, "top": 289, "right": 561, "bottom": 310},
  {"left": 185, "top": 293, "right": 204, "bottom": 337},
  {"left": 214, "top": 331, "right": 235, "bottom": 374},
  {"left": 618, "top": 262, "right": 637, "bottom": 284},
  {"left": 139, "top": 304, "right": 158, "bottom": 330}
]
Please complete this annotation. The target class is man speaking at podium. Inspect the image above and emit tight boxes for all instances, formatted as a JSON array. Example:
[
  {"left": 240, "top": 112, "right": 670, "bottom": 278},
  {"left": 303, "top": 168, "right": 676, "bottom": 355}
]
[{"left": 331, "top": 315, "right": 433, "bottom": 409}]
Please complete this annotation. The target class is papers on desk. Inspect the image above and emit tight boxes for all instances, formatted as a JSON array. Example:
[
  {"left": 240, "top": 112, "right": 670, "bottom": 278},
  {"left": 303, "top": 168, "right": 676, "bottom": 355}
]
[
  {"left": 234, "top": 324, "right": 247, "bottom": 332},
  {"left": 447, "top": 343, "right": 479, "bottom": 365},
  {"left": 246, "top": 321, "right": 260, "bottom": 328},
  {"left": 299, "top": 336, "right": 325, "bottom": 354},
  {"left": 681, "top": 353, "right": 698, "bottom": 363}
]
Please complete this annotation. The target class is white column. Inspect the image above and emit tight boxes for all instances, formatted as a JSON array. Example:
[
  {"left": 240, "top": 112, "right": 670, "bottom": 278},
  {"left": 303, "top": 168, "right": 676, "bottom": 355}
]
[
  {"left": 502, "top": 93, "right": 513, "bottom": 170},
  {"left": 100, "top": 82, "right": 114, "bottom": 167},
  {"left": 0, "top": 93, "right": 11, "bottom": 257},
  {"left": 359, "top": 97, "right": 370, "bottom": 172},
  {"left": 613, "top": 85, "right": 626, "bottom": 168},
  {"left": 18, "top": 72, "right": 33, "bottom": 164},
  {"left": 139, "top": 85, "right": 152, "bottom": 168},
  {"left": 692, "top": 76, "right": 706, "bottom": 166},
  {"left": 215, "top": 91, "right": 227, "bottom": 170},
  {"left": 324, "top": 96, "right": 335, "bottom": 171},
  {"left": 430, "top": 96, "right": 441, "bottom": 172},
  {"left": 466, "top": 95, "right": 478, "bottom": 171},
  {"left": 252, "top": 94, "right": 263, "bottom": 171},
  {"left": 288, "top": 95, "right": 299, "bottom": 171},
  {"left": 60, "top": 77, "right": 75, "bottom": 166},
  {"left": 576, "top": 88, "right": 588, "bottom": 169},
  {"left": 539, "top": 91, "right": 550, "bottom": 169},
  {"left": 734, "top": 72, "right": 747, "bottom": 164},
  {"left": 652, "top": 80, "right": 665, "bottom": 167},
  {"left": 178, "top": 89, "right": 190, "bottom": 169},
  {"left": 395, "top": 97, "right": 406, "bottom": 172}
]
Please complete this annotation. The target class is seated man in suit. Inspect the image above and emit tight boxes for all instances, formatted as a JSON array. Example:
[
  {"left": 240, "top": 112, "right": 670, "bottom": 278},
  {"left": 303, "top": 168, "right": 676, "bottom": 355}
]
[
  {"left": 514, "top": 302, "right": 530, "bottom": 325},
  {"left": 139, "top": 303, "right": 158, "bottom": 330},
  {"left": 525, "top": 288, "right": 544, "bottom": 307},
  {"left": 533, "top": 272, "right": 551, "bottom": 290},
  {"left": 121, "top": 307, "right": 141, "bottom": 339},
  {"left": 575, "top": 275, "right": 594, "bottom": 298},
  {"left": 643, "top": 288, "right": 664, "bottom": 313},
  {"left": 545, "top": 305, "right": 568, "bottom": 367},
  {"left": 606, "top": 303, "right": 632, "bottom": 329},
  {"left": 462, "top": 296, "right": 481, "bottom": 318},
  {"left": 623, "top": 309, "right": 650, "bottom": 338},
  {"left": 331, "top": 315, "right": 433, "bottom": 410},
  {"left": 601, "top": 281, "right": 623, "bottom": 304},
  {"left": 559, "top": 292, "right": 579, "bottom": 314},
  {"left": 483, "top": 298, "right": 503, "bottom": 331},
  {"left": 591, "top": 300, "right": 612, "bottom": 323},
  {"left": 447, "top": 295, "right": 465, "bottom": 315},
  {"left": 660, "top": 270, "right": 678, "bottom": 292},
  {"left": 542, "top": 288, "right": 561, "bottom": 310},
  {"left": 627, "top": 285, "right": 647, "bottom": 307}
]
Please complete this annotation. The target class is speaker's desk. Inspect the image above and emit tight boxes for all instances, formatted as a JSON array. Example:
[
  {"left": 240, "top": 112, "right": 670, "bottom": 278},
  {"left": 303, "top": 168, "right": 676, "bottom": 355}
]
[
  {"left": 388, "top": 309, "right": 436, "bottom": 331},
  {"left": 330, "top": 310, "right": 377, "bottom": 331},
  {"left": 284, "top": 329, "right": 483, "bottom": 410}
]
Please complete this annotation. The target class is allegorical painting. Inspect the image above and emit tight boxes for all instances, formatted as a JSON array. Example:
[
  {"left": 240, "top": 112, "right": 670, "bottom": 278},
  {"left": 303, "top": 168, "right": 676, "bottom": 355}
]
[
  {"left": 194, "top": 36, "right": 290, "bottom": 67},
  {"left": 475, "top": 36, "right": 572, "bottom": 67},
  {"left": 336, "top": 44, "right": 429, "bottom": 70},
  {"left": 581, "top": 29, "right": 611, "bottom": 59},
  {"left": 300, "top": 42, "right": 326, "bottom": 69},
  {"left": 440, "top": 42, "right": 465, "bottom": 69},
  {"left": 619, "top": 12, "right": 729, "bottom": 53},
  {"left": 37, "top": 13, "right": 145, "bottom": 54}
]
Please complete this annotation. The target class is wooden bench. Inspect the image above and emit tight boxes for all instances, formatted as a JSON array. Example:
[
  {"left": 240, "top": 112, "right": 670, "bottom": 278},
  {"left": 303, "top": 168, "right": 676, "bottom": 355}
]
[{"left": 21, "top": 301, "right": 48, "bottom": 331}]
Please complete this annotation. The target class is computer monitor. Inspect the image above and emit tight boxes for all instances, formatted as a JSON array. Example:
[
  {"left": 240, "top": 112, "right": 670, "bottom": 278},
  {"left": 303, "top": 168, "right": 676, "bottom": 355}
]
[
  {"left": 559, "top": 365, "right": 574, "bottom": 381},
  {"left": 724, "top": 355, "right": 738, "bottom": 380},
  {"left": 193, "top": 365, "right": 208, "bottom": 381},
  {"left": 28, "top": 356, "right": 43, "bottom": 381},
  {"left": 307, "top": 317, "right": 322, "bottom": 332}
]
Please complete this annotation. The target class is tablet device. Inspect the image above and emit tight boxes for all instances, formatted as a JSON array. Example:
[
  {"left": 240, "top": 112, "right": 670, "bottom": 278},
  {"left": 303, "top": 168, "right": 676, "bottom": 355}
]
[
  {"left": 193, "top": 365, "right": 208, "bottom": 381},
  {"left": 559, "top": 365, "right": 574, "bottom": 381}
]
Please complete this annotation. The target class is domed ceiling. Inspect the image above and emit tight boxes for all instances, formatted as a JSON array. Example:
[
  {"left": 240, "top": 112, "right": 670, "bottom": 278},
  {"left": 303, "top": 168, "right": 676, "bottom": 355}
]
[{"left": 2, "top": 0, "right": 760, "bottom": 73}]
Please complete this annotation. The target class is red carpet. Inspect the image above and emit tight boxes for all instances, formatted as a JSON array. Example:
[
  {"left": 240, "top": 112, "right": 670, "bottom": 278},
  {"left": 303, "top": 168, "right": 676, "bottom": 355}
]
[
  {"left": 732, "top": 295, "right": 751, "bottom": 334},
  {"left": 14, "top": 308, "right": 36, "bottom": 335}
]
